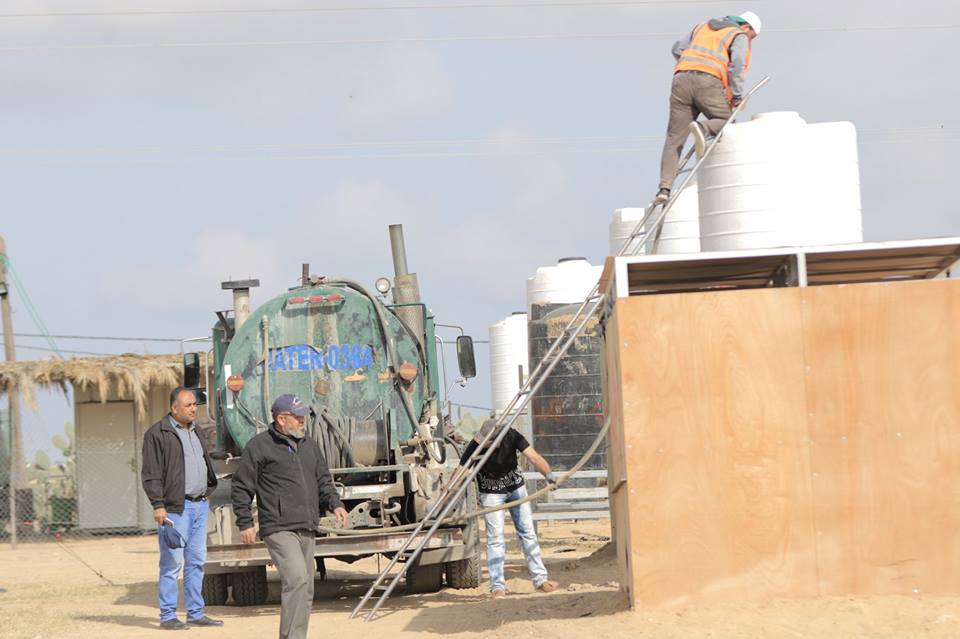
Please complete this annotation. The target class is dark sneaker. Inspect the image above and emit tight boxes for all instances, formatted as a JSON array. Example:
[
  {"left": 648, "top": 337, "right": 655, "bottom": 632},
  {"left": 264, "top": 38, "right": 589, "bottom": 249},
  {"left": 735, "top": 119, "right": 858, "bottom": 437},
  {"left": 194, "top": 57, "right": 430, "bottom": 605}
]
[
  {"left": 159, "top": 618, "right": 190, "bottom": 630},
  {"left": 186, "top": 616, "right": 224, "bottom": 627},
  {"left": 653, "top": 188, "right": 670, "bottom": 207},
  {"left": 688, "top": 121, "right": 707, "bottom": 158}
]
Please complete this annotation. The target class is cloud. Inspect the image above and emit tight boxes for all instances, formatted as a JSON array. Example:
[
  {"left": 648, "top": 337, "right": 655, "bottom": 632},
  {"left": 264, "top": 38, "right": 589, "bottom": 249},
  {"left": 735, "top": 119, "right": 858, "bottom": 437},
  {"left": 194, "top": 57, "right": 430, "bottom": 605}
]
[
  {"left": 103, "top": 229, "right": 290, "bottom": 314},
  {"left": 338, "top": 47, "right": 455, "bottom": 128}
]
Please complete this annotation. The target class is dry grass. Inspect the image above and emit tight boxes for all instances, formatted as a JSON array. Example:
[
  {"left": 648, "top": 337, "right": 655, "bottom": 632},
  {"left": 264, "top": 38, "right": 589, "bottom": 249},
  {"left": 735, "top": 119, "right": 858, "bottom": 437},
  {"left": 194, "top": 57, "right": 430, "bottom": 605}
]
[{"left": 0, "top": 354, "right": 182, "bottom": 419}]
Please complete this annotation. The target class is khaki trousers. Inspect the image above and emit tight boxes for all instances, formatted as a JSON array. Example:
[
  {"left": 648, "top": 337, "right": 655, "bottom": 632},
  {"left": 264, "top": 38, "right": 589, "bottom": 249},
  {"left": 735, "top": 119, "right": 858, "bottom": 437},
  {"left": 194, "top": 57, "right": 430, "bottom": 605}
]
[
  {"left": 263, "top": 530, "right": 316, "bottom": 639},
  {"left": 658, "top": 71, "right": 733, "bottom": 190}
]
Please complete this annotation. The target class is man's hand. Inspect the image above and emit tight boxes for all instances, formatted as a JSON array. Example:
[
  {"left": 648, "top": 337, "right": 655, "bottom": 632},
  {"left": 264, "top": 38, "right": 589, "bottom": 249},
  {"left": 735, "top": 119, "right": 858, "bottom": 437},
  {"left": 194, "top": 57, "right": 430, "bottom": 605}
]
[
  {"left": 153, "top": 507, "right": 167, "bottom": 526},
  {"left": 239, "top": 527, "right": 257, "bottom": 545},
  {"left": 333, "top": 506, "right": 349, "bottom": 527}
]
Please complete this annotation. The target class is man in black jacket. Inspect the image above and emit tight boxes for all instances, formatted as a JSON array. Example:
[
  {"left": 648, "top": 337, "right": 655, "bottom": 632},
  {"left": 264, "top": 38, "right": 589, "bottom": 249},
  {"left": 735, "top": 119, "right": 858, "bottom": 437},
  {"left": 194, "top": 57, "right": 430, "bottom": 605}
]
[
  {"left": 232, "top": 394, "right": 348, "bottom": 639},
  {"left": 141, "top": 386, "right": 222, "bottom": 630}
]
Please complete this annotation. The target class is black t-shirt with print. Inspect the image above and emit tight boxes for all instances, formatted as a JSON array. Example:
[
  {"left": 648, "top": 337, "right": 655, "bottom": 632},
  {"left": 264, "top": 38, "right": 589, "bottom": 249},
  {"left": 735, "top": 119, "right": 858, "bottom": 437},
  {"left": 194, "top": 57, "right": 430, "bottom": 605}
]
[{"left": 459, "top": 429, "right": 530, "bottom": 494}]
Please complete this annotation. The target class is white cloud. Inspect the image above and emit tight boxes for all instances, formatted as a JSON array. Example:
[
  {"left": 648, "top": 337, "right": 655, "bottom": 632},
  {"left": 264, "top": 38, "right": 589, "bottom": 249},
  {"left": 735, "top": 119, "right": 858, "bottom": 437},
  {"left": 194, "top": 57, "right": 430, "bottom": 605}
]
[{"left": 104, "top": 229, "right": 290, "bottom": 313}]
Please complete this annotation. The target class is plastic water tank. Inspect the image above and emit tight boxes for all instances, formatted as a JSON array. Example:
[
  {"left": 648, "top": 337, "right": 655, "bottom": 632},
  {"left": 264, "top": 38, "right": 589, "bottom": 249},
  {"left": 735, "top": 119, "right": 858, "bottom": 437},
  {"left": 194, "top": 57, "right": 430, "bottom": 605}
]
[
  {"left": 698, "top": 111, "right": 863, "bottom": 251},
  {"left": 488, "top": 312, "right": 529, "bottom": 417},
  {"left": 528, "top": 302, "right": 605, "bottom": 470},
  {"left": 526, "top": 258, "right": 603, "bottom": 311},
  {"left": 609, "top": 208, "right": 647, "bottom": 256},
  {"left": 648, "top": 180, "right": 700, "bottom": 255}
]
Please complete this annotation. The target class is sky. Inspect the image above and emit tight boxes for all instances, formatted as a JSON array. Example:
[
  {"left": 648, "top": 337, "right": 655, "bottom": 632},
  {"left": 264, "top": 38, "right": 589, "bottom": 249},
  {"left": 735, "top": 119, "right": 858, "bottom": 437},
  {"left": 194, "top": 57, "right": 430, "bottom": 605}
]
[{"left": 2, "top": 0, "right": 958, "bottom": 460}]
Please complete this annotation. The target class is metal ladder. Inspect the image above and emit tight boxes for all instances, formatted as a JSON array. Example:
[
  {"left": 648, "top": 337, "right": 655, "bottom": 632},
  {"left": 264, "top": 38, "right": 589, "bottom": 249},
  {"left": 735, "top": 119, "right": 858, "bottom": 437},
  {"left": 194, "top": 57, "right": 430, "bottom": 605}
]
[{"left": 349, "top": 76, "right": 770, "bottom": 622}]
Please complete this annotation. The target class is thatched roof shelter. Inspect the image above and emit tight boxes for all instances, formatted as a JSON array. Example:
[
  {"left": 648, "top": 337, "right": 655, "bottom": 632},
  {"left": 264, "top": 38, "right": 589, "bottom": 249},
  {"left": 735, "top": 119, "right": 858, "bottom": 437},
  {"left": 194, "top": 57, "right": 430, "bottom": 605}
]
[{"left": 0, "top": 354, "right": 183, "bottom": 419}]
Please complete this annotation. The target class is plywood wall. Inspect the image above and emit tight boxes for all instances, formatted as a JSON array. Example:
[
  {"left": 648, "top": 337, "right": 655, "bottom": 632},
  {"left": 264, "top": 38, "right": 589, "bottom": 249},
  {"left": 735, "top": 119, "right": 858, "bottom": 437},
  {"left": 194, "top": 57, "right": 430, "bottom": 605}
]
[
  {"left": 801, "top": 280, "right": 960, "bottom": 596},
  {"left": 605, "top": 279, "right": 960, "bottom": 607}
]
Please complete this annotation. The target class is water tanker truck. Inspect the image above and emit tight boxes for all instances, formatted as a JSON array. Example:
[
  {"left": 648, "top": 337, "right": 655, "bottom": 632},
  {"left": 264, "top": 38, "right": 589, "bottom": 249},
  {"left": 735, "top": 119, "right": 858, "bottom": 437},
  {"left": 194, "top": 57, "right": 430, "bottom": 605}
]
[{"left": 183, "top": 225, "right": 482, "bottom": 605}]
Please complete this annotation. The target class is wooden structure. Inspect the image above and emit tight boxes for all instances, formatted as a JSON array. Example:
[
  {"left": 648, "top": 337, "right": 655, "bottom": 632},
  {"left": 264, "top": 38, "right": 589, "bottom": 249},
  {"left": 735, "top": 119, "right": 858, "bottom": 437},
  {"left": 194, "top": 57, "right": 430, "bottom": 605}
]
[
  {"left": 600, "top": 238, "right": 960, "bottom": 607},
  {"left": 0, "top": 354, "right": 187, "bottom": 531}
]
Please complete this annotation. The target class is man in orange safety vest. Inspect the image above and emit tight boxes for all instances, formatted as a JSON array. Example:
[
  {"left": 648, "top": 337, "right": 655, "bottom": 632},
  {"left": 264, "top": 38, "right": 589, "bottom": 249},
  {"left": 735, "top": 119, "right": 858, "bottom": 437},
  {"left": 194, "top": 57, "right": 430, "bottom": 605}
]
[{"left": 654, "top": 11, "right": 761, "bottom": 207}]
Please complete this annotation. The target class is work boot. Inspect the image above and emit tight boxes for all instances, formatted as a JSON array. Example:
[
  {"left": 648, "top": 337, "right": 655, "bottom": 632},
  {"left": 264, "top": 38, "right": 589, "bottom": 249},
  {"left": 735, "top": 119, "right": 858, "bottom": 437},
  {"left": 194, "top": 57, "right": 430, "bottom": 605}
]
[
  {"left": 653, "top": 188, "right": 670, "bottom": 207},
  {"left": 159, "top": 618, "right": 190, "bottom": 630},
  {"left": 688, "top": 121, "right": 707, "bottom": 158},
  {"left": 186, "top": 616, "right": 224, "bottom": 627},
  {"left": 536, "top": 581, "right": 557, "bottom": 593},
  {"left": 491, "top": 589, "right": 506, "bottom": 599}
]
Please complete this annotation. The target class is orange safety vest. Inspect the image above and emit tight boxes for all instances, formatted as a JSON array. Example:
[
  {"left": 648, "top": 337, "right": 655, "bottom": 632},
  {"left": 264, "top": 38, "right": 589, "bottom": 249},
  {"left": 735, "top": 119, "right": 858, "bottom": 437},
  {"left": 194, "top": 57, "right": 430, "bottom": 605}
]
[{"left": 675, "top": 23, "right": 752, "bottom": 99}]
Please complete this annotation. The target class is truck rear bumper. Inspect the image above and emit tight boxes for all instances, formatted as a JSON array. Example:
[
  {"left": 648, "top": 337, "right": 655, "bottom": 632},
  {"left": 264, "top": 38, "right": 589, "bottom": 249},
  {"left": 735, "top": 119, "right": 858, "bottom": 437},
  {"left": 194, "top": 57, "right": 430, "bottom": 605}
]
[{"left": 205, "top": 526, "right": 468, "bottom": 574}]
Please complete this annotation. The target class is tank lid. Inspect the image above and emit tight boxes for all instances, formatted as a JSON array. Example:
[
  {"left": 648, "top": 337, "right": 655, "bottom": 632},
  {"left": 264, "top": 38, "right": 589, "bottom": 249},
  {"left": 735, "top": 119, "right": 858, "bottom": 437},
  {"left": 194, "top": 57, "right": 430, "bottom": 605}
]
[
  {"left": 750, "top": 111, "right": 804, "bottom": 123},
  {"left": 557, "top": 257, "right": 588, "bottom": 264},
  {"left": 511, "top": 311, "right": 526, "bottom": 315}
]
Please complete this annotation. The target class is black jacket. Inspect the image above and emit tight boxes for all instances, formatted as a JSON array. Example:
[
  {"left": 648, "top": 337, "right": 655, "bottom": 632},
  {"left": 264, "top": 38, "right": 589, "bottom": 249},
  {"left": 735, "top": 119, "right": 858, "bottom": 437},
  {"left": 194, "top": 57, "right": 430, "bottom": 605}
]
[
  {"left": 141, "top": 415, "right": 218, "bottom": 514},
  {"left": 231, "top": 424, "right": 344, "bottom": 538}
]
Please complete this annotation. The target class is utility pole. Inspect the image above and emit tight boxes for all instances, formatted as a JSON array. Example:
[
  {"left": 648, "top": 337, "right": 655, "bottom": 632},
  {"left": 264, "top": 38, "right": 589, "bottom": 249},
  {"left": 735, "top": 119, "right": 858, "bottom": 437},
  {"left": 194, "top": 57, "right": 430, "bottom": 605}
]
[{"left": 0, "top": 236, "right": 22, "bottom": 548}]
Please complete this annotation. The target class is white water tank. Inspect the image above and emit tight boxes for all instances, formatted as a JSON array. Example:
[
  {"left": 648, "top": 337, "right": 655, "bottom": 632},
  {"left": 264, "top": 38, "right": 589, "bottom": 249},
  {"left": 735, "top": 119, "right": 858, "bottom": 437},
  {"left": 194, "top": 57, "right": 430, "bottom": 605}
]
[
  {"left": 609, "top": 208, "right": 647, "bottom": 256},
  {"left": 698, "top": 111, "right": 863, "bottom": 252},
  {"left": 526, "top": 258, "right": 603, "bottom": 310},
  {"left": 648, "top": 180, "right": 700, "bottom": 255},
  {"left": 488, "top": 312, "right": 529, "bottom": 417}
]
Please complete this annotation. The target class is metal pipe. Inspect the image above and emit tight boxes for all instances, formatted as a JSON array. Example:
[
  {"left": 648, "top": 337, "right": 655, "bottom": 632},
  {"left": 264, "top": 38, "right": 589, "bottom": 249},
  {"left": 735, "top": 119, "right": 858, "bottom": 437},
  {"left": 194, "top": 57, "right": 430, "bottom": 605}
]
[
  {"left": 222, "top": 279, "right": 260, "bottom": 332},
  {"left": 388, "top": 224, "right": 409, "bottom": 277}
]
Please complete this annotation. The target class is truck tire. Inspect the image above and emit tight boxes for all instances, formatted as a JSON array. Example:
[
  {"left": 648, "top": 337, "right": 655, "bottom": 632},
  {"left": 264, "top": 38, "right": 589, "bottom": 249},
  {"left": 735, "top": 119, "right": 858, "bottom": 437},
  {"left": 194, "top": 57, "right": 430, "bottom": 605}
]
[
  {"left": 405, "top": 562, "right": 443, "bottom": 594},
  {"left": 201, "top": 573, "right": 228, "bottom": 606},
  {"left": 232, "top": 567, "right": 268, "bottom": 606},
  {"left": 444, "top": 553, "right": 481, "bottom": 589}
]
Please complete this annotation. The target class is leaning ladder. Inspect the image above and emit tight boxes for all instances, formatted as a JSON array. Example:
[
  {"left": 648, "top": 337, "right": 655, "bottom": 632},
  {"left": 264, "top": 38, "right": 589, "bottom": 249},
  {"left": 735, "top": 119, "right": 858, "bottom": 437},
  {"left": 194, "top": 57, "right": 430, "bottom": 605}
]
[{"left": 350, "top": 76, "right": 770, "bottom": 622}]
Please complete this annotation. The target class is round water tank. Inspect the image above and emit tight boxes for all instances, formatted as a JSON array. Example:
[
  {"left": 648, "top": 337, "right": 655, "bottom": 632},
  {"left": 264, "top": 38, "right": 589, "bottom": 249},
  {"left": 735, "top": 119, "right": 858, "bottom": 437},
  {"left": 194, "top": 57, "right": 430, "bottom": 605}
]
[
  {"left": 649, "top": 180, "right": 700, "bottom": 255},
  {"left": 528, "top": 303, "right": 605, "bottom": 471},
  {"left": 698, "top": 112, "right": 863, "bottom": 252},
  {"left": 488, "top": 312, "right": 529, "bottom": 417},
  {"left": 609, "top": 208, "right": 647, "bottom": 256},
  {"left": 526, "top": 258, "right": 603, "bottom": 311}
]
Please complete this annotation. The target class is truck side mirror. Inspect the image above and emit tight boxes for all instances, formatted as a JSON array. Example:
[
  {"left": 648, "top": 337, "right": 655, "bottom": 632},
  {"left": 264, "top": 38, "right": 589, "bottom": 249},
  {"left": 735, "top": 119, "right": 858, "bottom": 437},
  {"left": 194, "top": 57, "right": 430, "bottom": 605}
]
[
  {"left": 183, "top": 352, "right": 202, "bottom": 388},
  {"left": 456, "top": 335, "right": 477, "bottom": 380}
]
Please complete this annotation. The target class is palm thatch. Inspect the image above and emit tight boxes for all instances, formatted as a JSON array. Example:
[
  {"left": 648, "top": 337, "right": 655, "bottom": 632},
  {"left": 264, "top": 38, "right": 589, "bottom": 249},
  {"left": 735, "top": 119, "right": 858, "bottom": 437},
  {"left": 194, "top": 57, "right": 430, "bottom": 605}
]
[{"left": 0, "top": 354, "right": 183, "bottom": 420}]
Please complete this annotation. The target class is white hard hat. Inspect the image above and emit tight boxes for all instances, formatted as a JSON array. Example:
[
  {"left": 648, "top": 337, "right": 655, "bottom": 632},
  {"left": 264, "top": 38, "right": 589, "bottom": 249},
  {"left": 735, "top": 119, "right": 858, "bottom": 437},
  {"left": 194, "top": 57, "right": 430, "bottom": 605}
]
[{"left": 738, "top": 10, "right": 762, "bottom": 35}]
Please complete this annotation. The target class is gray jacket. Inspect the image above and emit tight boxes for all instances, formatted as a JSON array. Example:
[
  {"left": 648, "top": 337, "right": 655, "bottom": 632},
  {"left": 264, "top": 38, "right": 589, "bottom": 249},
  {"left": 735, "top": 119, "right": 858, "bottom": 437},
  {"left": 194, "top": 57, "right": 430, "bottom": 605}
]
[{"left": 672, "top": 17, "right": 750, "bottom": 99}]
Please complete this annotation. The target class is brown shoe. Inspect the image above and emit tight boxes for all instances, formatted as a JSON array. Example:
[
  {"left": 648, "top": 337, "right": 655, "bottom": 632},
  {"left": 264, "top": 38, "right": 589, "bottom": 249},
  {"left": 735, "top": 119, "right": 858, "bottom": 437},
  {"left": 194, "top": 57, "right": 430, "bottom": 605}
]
[
  {"left": 491, "top": 589, "right": 506, "bottom": 599},
  {"left": 536, "top": 581, "right": 557, "bottom": 593}
]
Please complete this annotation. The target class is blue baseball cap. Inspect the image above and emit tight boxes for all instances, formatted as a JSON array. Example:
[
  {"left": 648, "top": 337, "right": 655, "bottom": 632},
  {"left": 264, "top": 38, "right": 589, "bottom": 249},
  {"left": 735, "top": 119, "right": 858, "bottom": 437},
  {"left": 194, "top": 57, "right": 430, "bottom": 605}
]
[
  {"left": 271, "top": 394, "right": 309, "bottom": 417},
  {"left": 161, "top": 521, "right": 187, "bottom": 549}
]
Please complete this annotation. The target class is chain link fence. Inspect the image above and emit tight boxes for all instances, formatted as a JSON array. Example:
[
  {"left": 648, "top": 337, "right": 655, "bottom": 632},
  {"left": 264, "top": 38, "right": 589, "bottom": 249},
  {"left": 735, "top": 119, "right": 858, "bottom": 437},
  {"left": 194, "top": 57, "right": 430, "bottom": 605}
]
[{"left": 2, "top": 402, "right": 497, "bottom": 545}]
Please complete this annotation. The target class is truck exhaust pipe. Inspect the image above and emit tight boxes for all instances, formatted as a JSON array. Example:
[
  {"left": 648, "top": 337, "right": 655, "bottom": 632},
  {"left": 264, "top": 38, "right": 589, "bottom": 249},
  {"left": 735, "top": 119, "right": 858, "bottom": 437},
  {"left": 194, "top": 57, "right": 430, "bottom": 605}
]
[
  {"left": 221, "top": 279, "right": 260, "bottom": 331},
  {"left": 387, "top": 224, "right": 425, "bottom": 350}
]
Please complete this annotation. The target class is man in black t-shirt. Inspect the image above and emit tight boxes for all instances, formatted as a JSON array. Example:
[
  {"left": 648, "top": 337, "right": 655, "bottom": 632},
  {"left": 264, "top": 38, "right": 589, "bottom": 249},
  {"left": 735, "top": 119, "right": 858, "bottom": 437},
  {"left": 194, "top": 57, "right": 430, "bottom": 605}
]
[{"left": 458, "top": 419, "right": 558, "bottom": 598}]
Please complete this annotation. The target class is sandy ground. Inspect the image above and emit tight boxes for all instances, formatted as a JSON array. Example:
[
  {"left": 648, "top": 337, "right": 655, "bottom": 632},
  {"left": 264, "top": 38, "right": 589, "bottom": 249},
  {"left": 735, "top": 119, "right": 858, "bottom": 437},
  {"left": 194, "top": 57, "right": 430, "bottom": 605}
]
[{"left": 2, "top": 520, "right": 960, "bottom": 639}]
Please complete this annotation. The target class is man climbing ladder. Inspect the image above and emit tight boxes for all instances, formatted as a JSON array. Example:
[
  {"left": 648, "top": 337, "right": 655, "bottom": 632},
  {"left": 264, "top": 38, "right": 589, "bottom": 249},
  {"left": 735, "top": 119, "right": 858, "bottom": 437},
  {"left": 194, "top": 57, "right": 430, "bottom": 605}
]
[{"left": 654, "top": 11, "right": 762, "bottom": 206}]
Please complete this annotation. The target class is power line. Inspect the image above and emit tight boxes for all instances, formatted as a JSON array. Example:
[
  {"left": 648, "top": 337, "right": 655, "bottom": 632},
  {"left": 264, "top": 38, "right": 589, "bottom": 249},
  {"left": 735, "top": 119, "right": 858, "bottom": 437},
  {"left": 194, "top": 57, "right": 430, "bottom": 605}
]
[
  {"left": 0, "top": 1, "right": 745, "bottom": 19},
  {"left": 0, "top": 253, "right": 64, "bottom": 358},
  {"left": 2, "top": 25, "right": 958, "bottom": 52},
  {"left": 0, "top": 128, "right": 952, "bottom": 161},
  {"left": 13, "top": 332, "right": 183, "bottom": 342},
  {"left": 0, "top": 343, "right": 121, "bottom": 357}
]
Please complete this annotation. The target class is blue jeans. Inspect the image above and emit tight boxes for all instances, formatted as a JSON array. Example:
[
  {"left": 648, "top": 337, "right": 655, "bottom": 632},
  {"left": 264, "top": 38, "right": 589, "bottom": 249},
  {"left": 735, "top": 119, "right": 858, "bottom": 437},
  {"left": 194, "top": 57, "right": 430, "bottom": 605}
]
[
  {"left": 480, "top": 486, "right": 549, "bottom": 593},
  {"left": 157, "top": 500, "right": 209, "bottom": 622}
]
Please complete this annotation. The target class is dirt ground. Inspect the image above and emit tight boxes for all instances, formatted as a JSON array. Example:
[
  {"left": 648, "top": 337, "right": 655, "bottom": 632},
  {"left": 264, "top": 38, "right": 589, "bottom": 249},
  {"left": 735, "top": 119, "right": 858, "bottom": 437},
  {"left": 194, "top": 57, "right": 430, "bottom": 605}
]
[{"left": 2, "top": 520, "right": 960, "bottom": 639}]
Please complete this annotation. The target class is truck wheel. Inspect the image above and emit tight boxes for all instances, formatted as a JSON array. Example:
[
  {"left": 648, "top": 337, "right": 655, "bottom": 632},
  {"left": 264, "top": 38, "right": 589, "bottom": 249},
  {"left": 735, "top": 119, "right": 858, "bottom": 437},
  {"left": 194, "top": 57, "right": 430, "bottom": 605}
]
[
  {"left": 444, "top": 553, "right": 481, "bottom": 589},
  {"left": 201, "top": 573, "right": 228, "bottom": 606},
  {"left": 405, "top": 562, "right": 443, "bottom": 594},
  {"left": 232, "top": 567, "right": 268, "bottom": 606}
]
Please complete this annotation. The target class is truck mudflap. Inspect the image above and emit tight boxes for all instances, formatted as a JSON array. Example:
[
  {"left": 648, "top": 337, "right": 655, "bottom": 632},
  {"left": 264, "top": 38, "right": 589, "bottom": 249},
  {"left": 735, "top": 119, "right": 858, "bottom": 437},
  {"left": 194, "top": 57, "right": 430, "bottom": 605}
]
[{"left": 205, "top": 526, "right": 466, "bottom": 574}]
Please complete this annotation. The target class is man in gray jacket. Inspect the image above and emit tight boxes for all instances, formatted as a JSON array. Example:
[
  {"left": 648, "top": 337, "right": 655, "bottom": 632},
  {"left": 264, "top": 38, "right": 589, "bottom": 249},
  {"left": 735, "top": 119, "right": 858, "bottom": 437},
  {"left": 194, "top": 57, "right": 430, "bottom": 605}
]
[
  {"left": 654, "top": 11, "right": 761, "bottom": 207},
  {"left": 232, "top": 394, "right": 348, "bottom": 639}
]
